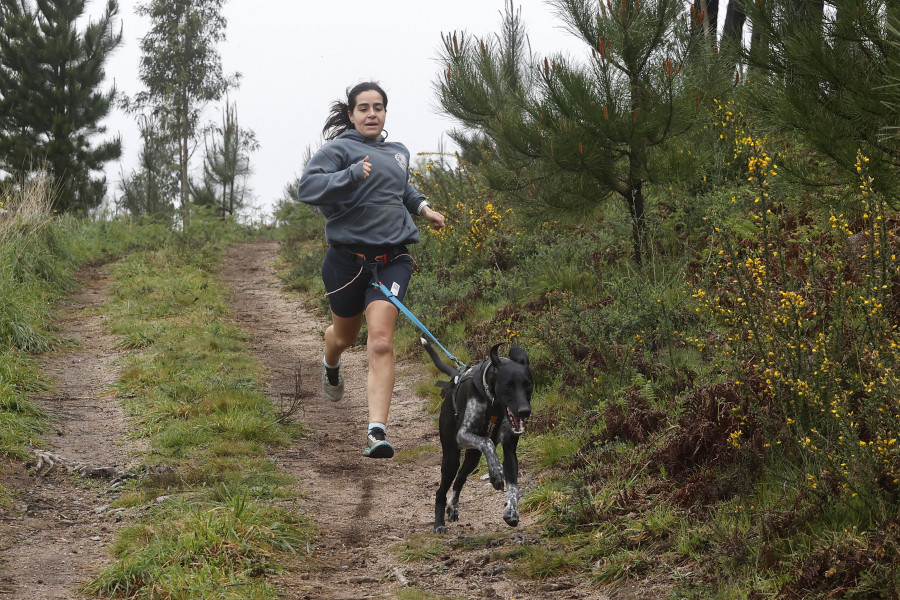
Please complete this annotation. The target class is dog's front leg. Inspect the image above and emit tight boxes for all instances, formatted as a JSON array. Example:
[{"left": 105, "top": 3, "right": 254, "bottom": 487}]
[
  {"left": 457, "top": 429, "right": 503, "bottom": 490},
  {"left": 501, "top": 434, "right": 521, "bottom": 526},
  {"left": 455, "top": 398, "right": 504, "bottom": 489}
]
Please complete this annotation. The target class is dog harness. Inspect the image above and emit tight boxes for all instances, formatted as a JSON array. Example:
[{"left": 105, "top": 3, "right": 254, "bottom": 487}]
[{"left": 452, "top": 360, "right": 506, "bottom": 438}]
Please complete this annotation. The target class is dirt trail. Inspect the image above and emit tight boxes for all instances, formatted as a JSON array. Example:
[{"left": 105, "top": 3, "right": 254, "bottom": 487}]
[
  {"left": 223, "top": 241, "right": 609, "bottom": 600},
  {"left": 0, "top": 266, "right": 145, "bottom": 599},
  {"left": 0, "top": 241, "right": 612, "bottom": 600}
]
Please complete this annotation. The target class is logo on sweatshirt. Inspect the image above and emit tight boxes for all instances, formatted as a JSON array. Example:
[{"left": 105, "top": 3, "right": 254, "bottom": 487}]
[{"left": 394, "top": 153, "right": 408, "bottom": 172}]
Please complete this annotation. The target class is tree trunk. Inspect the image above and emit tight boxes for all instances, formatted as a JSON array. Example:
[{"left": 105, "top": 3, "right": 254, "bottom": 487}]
[
  {"left": 694, "top": 0, "right": 719, "bottom": 46},
  {"left": 748, "top": 0, "right": 770, "bottom": 79},
  {"left": 179, "top": 92, "right": 190, "bottom": 228},
  {"left": 625, "top": 183, "right": 645, "bottom": 267},
  {"left": 722, "top": 0, "right": 746, "bottom": 50},
  {"left": 180, "top": 131, "right": 189, "bottom": 226}
]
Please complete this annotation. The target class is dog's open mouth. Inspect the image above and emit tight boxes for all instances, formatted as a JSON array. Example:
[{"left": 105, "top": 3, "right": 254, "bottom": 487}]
[{"left": 507, "top": 409, "right": 528, "bottom": 435}]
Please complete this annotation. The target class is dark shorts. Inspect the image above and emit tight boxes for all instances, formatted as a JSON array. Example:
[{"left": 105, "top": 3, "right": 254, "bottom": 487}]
[{"left": 322, "top": 245, "right": 413, "bottom": 318}]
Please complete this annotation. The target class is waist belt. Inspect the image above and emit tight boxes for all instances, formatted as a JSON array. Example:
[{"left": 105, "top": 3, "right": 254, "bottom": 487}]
[{"left": 332, "top": 244, "right": 408, "bottom": 266}]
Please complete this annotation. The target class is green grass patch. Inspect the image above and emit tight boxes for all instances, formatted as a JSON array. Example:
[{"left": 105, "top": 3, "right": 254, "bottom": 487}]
[
  {"left": 391, "top": 534, "right": 449, "bottom": 563},
  {"left": 0, "top": 355, "right": 49, "bottom": 459},
  {"left": 84, "top": 487, "right": 314, "bottom": 599},
  {"left": 591, "top": 548, "right": 653, "bottom": 584},
  {"left": 448, "top": 532, "right": 508, "bottom": 551},
  {"left": 496, "top": 539, "right": 585, "bottom": 579},
  {"left": 531, "top": 432, "right": 581, "bottom": 469},
  {"left": 394, "top": 444, "right": 441, "bottom": 465},
  {"left": 88, "top": 235, "right": 310, "bottom": 598}
]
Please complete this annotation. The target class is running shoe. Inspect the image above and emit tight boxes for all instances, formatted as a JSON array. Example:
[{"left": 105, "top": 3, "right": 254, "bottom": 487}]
[
  {"left": 321, "top": 363, "right": 344, "bottom": 402},
  {"left": 363, "top": 427, "right": 394, "bottom": 458}
]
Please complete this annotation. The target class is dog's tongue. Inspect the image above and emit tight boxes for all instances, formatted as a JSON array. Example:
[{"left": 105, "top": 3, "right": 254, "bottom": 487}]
[{"left": 507, "top": 410, "right": 527, "bottom": 435}]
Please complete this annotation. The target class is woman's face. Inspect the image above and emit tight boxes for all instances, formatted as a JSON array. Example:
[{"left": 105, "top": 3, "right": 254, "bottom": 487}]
[{"left": 349, "top": 89, "right": 386, "bottom": 140}]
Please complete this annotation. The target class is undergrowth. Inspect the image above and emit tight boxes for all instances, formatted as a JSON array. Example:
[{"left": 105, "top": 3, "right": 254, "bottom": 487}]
[{"left": 278, "top": 115, "right": 900, "bottom": 597}]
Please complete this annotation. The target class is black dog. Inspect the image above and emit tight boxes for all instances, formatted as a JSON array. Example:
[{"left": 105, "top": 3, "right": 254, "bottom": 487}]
[{"left": 421, "top": 339, "right": 534, "bottom": 534}]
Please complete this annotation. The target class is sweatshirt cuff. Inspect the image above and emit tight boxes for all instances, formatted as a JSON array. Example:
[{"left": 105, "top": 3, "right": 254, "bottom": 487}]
[
  {"left": 416, "top": 200, "right": 430, "bottom": 215},
  {"left": 351, "top": 161, "right": 366, "bottom": 183}
]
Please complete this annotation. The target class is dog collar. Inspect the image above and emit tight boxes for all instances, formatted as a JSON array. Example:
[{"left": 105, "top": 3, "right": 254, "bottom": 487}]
[{"left": 481, "top": 363, "right": 495, "bottom": 405}]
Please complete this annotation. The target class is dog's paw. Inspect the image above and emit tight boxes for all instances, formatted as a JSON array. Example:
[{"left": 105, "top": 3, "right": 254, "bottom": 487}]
[
  {"left": 503, "top": 506, "right": 520, "bottom": 527},
  {"left": 446, "top": 506, "right": 459, "bottom": 522},
  {"left": 433, "top": 524, "right": 448, "bottom": 534}
]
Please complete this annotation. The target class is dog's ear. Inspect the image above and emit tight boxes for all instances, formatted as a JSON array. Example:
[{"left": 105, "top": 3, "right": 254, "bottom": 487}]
[
  {"left": 508, "top": 345, "right": 529, "bottom": 367},
  {"left": 489, "top": 343, "right": 505, "bottom": 368}
]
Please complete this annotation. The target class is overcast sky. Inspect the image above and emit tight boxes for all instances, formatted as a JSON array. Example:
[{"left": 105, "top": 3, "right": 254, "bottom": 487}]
[{"left": 96, "top": 1, "right": 589, "bottom": 217}]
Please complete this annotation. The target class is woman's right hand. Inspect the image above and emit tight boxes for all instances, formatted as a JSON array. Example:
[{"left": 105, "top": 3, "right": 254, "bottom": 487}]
[
  {"left": 362, "top": 156, "right": 372, "bottom": 179},
  {"left": 422, "top": 206, "right": 446, "bottom": 230}
]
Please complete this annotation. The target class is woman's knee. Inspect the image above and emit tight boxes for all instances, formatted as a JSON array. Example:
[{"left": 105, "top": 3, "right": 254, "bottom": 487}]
[{"left": 366, "top": 329, "right": 394, "bottom": 358}]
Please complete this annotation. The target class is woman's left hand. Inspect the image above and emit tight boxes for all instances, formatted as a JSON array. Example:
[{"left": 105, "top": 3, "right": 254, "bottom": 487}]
[{"left": 422, "top": 206, "right": 446, "bottom": 230}]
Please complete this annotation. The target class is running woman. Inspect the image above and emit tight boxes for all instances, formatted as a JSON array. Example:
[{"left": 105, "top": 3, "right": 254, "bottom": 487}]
[{"left": 297, "top": 81, "right": 446, "bottom": 458}]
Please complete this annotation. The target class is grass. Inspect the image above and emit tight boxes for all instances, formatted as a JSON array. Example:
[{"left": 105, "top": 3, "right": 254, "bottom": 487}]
[
  {"left": 86, "top": 487, "right": 314, "bottom": 599},
  {"left": 530, "top": 432, "right": 581, "bottom": 470},
  {"left": 391, "top": 534, "right": 449, "bottom": 563},
  {"left": 87, "top": 236, "right": 312, "bottom": 598},
  {"left": 448, "top": 532, "right": 508, "bottom": 551},
  {"left": 394, "top": 443, "right": 441, "bottom": 464},
  {"left": 499, "top": 542, "right": 585, "bottom": 579}
]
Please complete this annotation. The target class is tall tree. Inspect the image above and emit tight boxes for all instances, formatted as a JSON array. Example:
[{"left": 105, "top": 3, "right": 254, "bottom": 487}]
[
  {"left": 693, "top": 0, "right": 719, "bottom": 46},
  {"left": 0, "top": 0, "right": 122, "bottom": 212},
  {"left": 439, "top": 0, "right": 725, "bottom": 264},
  {"left": 130, "top": 0, "right": 238, "bottom": 222},
  {"left": 721, "top": 1, "right": 747, "bottom": 57},
  {"left": 195, "top": 100, "right": 258, "bottom": 217}
]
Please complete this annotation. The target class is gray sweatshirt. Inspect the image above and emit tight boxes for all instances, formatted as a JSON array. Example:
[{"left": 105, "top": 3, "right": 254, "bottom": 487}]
[{"left": 297, "top": 129, "right": 427, "bottom": 247}]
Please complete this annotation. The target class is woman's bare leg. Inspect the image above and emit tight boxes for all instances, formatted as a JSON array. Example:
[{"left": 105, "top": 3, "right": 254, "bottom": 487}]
[
  {"left": 324, "top": 312, "right": 363, "bottom": 367},
  {"left": 364, "top": 300, "right": 399, "bottom": 424}
]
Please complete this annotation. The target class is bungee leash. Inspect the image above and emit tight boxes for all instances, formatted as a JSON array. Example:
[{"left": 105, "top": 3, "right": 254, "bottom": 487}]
[{"left": 365, "top": 261, "right": 464, "bottom": 369}]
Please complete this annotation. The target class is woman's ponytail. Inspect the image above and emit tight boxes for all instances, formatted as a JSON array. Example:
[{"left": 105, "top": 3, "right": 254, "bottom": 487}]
[{"left": 322, "top": 101, "right": 352, "bottom": 140}]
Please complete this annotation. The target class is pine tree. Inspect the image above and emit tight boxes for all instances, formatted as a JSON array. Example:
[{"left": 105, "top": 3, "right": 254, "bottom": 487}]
[
  {"left": 116, "top": 114, "right": 178, "bottom": 218},
  {"left": 129, "top": 0, "right": 238, "bottom": 223},
  {"left": 438, "top": 0, "right": 725, "bottom": 264},
  {"left": 195, "top": 101, "right": 258, "bottom": 217},
  {"left": 743, "top": 0, "right": 900, "bottom": 195},
  {"left": 0, "top": 0, "right": 122, "bottom": 212},
  {"left": 0, "top": 1, "right": 40, "bottom": 178}
]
